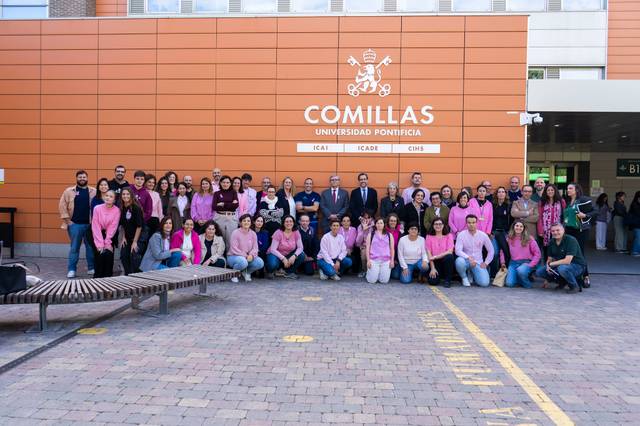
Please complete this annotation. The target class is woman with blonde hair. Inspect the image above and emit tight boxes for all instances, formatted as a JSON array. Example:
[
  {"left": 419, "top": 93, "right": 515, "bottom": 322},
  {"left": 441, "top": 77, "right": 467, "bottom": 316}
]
[
  {"left": 380, "top": 182, "right": 404, "bottom": 219},
  {"left": 277, "top": 176, "right": 297, "bottom": 219},
  {"left": 499, "top": 220, "right": 541, "bottom": 288}
]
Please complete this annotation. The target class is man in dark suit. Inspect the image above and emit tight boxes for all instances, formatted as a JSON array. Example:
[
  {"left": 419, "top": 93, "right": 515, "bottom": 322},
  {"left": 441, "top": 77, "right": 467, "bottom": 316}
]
[
  {"left": 320, "top": 175, "right": 349, "bottom": 233},
  {"left": 350, "top": 172, "right": 378, "bottom": 223}
]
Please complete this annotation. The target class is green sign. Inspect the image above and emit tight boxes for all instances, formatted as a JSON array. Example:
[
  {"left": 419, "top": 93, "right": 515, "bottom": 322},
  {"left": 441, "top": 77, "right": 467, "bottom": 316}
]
[{"left": 617, "top": 159, "right": 640, "bottom": 178}]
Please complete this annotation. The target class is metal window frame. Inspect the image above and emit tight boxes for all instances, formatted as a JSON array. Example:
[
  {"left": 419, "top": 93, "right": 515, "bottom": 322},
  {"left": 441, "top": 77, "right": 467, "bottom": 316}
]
[
  {"left": 343, "top": 0, "right": 384, "bottom": 13},
  {"left": 561, "top": 0, "right": 604, "bottom": 11},
  {"left": 451, "top": 0, "right": 492, "bottom": 12},
  {"left": 0, "top": 2, "right": 49, "bottom": 19},
  {"left": 505, "top": 0, "right": 547, "bottom": 12},
  {"left": 396, "top": 0, "right": 437, "bottom": 12},
  {"left": 290, "top": 0, "right": 330, "bottom": 12},
  {"left": 242, "top": 0, "right": 278, "bottom": 13},
  {"left": 145, "top": 0, "right": 182, "bottom": 13},
  {"left": 192, "top": 0, "right": 228, "bottom": 13}
]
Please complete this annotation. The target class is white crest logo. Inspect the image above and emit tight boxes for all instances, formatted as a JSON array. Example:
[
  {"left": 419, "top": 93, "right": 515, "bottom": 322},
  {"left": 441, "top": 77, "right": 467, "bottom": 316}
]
[{"left": 347, "top": 49, "right": 392, "bottom": 98}]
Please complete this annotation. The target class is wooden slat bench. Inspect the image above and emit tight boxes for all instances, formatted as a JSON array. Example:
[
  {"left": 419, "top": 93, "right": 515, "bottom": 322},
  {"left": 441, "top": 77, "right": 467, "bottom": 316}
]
[{"left": 0, "top": 265, "right": 239, "bottom": 332}]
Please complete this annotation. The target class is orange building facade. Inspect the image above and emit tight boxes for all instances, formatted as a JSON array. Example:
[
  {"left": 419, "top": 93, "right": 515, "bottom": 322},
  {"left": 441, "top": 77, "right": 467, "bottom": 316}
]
[{"left": 0, "top": 15, "right": 527, "bottom": 248}]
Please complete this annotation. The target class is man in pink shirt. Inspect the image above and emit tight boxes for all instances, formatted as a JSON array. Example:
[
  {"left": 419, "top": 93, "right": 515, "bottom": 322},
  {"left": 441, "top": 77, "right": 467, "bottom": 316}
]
[{"left": 454, "top": 214, "right": 494, "bottom": 287}]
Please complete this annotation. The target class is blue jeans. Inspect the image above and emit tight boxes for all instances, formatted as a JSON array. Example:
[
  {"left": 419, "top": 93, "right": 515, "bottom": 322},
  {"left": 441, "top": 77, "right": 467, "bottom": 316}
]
[
  {"left": 632, "top": 228, "right": 640, "bottom": 255},
  {"left": 265, "top": 251, "right": 305, "bottom": 273},
  {"left": 506, "top": 259, "right": 533, "bottom": 288},
  {"left": 67, "top": 223, "right": 94, "bottom": 272},
  {"left": 455, "top": 257, "right": 490, "bottom": 287},
  {"left": 535, "top": 263, "right": 585, "bottom": 289},
  {"left": 318, "top": 257, "right": 352, "bottom": 277},
  {"left": 228, "top": 255, "right": 264, "bottom": 274},
  {"left": 167, "top": 252, "right": 183, "bottom": 268},
  {"left": 398, "top": 260, "right": 428, "bottom": 284}
]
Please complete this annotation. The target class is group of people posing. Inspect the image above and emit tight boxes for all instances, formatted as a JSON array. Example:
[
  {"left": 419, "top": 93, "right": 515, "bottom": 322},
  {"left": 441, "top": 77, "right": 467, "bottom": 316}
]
[{"left": 59, "top": 167, "right": 640, "bottom": 292}]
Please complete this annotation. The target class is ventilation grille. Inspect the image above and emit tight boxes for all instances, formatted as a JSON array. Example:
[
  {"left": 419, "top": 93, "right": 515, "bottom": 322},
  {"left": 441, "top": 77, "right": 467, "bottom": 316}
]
[
  {"left": 383, "top": 0, "right": 396, "bottom": 12},
  {"left": 181, "top": 0, "right": 193, "bottom": 13},
  {"left": 130, "top": 0, "right": 144, "bottom": 14},
  {"left": 546, "top": 67, "right": 560, "bottom": 79},
  {"left": 278, "top": 0, "right": 290, "bottom": 12},
  {"left": 548, "top": 0, "right": 561, "bottom": 11},
  {"left": 438, "top": 0, "right": 451, "bottom": 12},
  {"left": 492, "top": 0, "right": 505, "bottom": 12},
  {"left": 229, "top": 0, "right": 241, "bottom": 12},
  {"left": 330, "top": 0, "right": 343, "bottom": 12}
]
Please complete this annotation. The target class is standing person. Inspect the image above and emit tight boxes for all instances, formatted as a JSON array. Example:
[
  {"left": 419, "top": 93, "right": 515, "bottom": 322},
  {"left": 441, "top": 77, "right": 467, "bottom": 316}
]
[
  {"left": 612, "top": 191, "right": 628, "bottom": 253},
  {"left": 232, "top": 176, "right": 250, "bottom": 217},
  {"left": 500, "top": 221, "right": 541, "bottom": 288},
  {"left": 402, "top": 189, "right": 427, "bottom": 237},
  {"left": 469, "top": 185, "right": 493, "bottom": 235},
  {"left": 130, "top": 170, "right": 153, "bottom": 256},
  {"left": 253, "top": 215, "right": 269, "bottom": 278},
  {"left": 365, "top": 218, "right": 394, "bottom": 284},
  {"left": 350, "top": 172, "right": 378, "bottom": 223},
  {"left": 531, "top": 178, "right": 546, "bottom": 202},
  {"left": 119, "top": 187, "right": 143, "bottom": 275},
  {"left": 257, "top": 176, "right": 271, "bottom": 202},
  {"left": 169, "top": 218, "right": 201, "bottom": 266},
  {"left": 140, "top": 216, "right": 180, "bottom": 271},
  {"left": 339, "top": 215, "right": 358, "bottom": 260},
  {"left": 448, "top": 192, "right": 472, "bottom": 238},
  {"left": 595, "top": 193, "right": 611, "bottom": 251},
  {"left": 402, "top": 172, "right": 430, "bottom": 206},
  {"left": 156, "top": 176, "right": 171, "bottom": 216},
  {"left": 396, "top": 223, "right": 429, "bottom": 284},
  {"left": 317, "top": 219, "right": 352, "bottom": 281},
  {"left": 211, "top": 168, "right": 222, "bottom": 193},
  {"left": 491, "top": 186, "right": 512, "bottom": 275},
  {"left": 91, "top": 190, "right": 120, "bottom": 278},
  {"left": 455, "top": 215, "right": 494, "bottom": 287},
  {"left": 535, "top": 223, "right": 587, "bottom": 293},
  {"left": 213, "top": 175, "right": 239, "bottom": 248},
  {"left": 298, "top": 214, "right": 319, "bottom": 276},
  {"left": 537, "top": 184, "right": 566, "bottom": 260},
  {"left": 59, "top": 170, "right": 96, "bottom": 278},
  {"left": 108, "top": 165, "right": 129, "bottom": 205},
  {"left": 508, "top": 176, "right": 522, "bottom": 202},
  {"left": 266, "top": 215, "right": 305, "bottom": 279},
  {"left": 277, "top": 177, "right": 297, "bottom": 221},
  {"left": 319, "top": 175, "right": 349, "bottom": 233},
  {"left": 511, "top": 185, "right": 539, "bottom": 237},
  {"left": 564, "top": 183, "right": 597, "bottom": 285},
  {"left": 295, "top": 177, "right": 321, "bottom": 231},
  {"left": 165, "top": 171, "right": 179, "bottom": 194},
  {"left": 168, "top": 182, "right": 191, "bottom": 231},
  {"left": 354, "top": 211, "right": 374, "bottom": 277},
  {"left": 228, "top": 214, "right": 264, "bottom": 282},
  {"left": 425, "top": 218, "right": 455, "bottom": 288},
  {"left": 242, "top": 173, "right": 258, "bottom": 216},
  {"left": 481, "top": 180, "right": 493, "bottom": 202},
  {"left": 183, "top": 175, "right": 194, "bottom": 201},
  {"left": 440, "top": 185, "right": 456, "bottom": 208},
  {"left": 423, "top": 192, "right": 450, "bottom": 235},
  {"left": 380, "top": 182, "right": 404, "bottom": 220},
  {"left": 199, "top": 220, "right": 226, "bottom": 268},
  {"left": 145, "top": 174, "right": 162, "bottom": 237},
  {"left": 258, "top": 185, "right": 288, "bottom": 236},
  {"left": 91, "top": 178, "right": 110, "bottom": 213},
  {"left": 191, "top": 177, "right": 214, "bottom": 234},
  {"left": 628, "top": 191, "right": 640, "bottom": 256}
]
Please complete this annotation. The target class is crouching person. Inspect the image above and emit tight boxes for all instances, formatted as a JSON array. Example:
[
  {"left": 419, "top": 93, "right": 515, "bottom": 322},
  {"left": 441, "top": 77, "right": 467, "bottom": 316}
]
[
  {"left": 228, "top": 214, "right": 264, "bottom": 283},
  {"left": 140, "top": 216, "right": 181, "bottom": 271},
  {"left": 169, "top": 218, "right": 201, "bottom": 267},
  {"left": 535, "top": 223, "right": 586, "bottom": 293},
  {"left": 266, "top": 215, "right": 305, "bottom": 280},
  {"left": 298, "top": 214, "right": 319, "bottom": 276},
  {"left": 318, "top": 219, "right": 352, "bottom": 281},
  {"left": 199, "top": 220, "right": 226, "bottom": 268},
  {"left": 500, "top": 220, "right": 541, "bottom": 288},
  {"left": 454, "top": 215, "right": 494, "bottom": 287}
]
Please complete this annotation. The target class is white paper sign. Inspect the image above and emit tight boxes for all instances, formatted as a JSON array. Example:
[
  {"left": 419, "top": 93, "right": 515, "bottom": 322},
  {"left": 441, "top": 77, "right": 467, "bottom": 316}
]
[{"left": 0, "top": 168, "right": 4, "bottom": 185}]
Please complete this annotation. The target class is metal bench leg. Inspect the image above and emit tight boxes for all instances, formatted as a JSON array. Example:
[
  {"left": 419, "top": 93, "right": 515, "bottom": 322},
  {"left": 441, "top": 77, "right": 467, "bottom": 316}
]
[
  {"left": 38, "top": 302, "right": 48, "bottom": 332},
  {"left": 131, "top": 296, "right": 140, "bottom": 309},
  {"left": 198, "top": 282, "right": 207, "bottom": 295},
  {"left": 158, "top": 290, "right": 169, "bottom": 315}
]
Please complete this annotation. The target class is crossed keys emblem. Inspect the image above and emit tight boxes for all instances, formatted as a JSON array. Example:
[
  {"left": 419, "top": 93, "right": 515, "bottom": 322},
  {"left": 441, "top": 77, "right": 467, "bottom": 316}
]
[{"left": 347, "top": 49, "right": 392, "bottom": 98}]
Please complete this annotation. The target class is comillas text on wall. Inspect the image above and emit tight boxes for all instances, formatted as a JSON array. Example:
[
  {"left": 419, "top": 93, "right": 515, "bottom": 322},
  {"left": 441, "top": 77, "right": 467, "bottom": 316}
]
[{"left": 0, "top": 15, "right": 527, "bottom": 252}]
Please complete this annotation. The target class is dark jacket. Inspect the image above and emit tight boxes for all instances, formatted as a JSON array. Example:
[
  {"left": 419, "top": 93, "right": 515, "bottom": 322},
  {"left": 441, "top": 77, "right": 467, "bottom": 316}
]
[
  {"left": 299, "top": 225, "right": 319, "bottom": 259},
  {"left": 258, "top": 197, "right": 289, "bottom": 236},
  {"left": 402, "top": 202, "right": 427, "bottom": 237},
  {"left": 168, "top": 196, "right": 191, "bottom": 231},
  {"left": 613, "top": 200, "right": 627, "bottom": 218},
  {"left": 349, "top": 187, "right": 378, "bottom": 223},
  {"left": 567, "top": 195, "right": 597, "bottom": 231},
  {"left": 492, "top": 201, "right": 512, "bottom": 233},
  {"left": 380, "top": 196, "right": 404, "bottom": 219}
]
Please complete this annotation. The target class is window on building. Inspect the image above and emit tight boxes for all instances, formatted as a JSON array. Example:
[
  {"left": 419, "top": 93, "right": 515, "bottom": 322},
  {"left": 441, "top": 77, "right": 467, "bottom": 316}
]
[
  {"left": 528, "top": 68, "right": 545, "bottom": 79},
  {"left": 344, "top": 0, "right": 383, "bottom": 12},
  {"left": 562, "top": 0, "right": 603, "bottom": 10},
  {"left": 147, "top": 0, "right": 180, "bottom": 13},
  {"left": 452, "top": 0, "right": 491, "bottom": 11},
  {"left": 397, "top": 0, "right": 437, "bottom": 12},
  {"left": 507, "top": 0, "right": 546, "bottom": 11},
  {"left": 1, "top": 0, "right": 48, "bottom": 18},
  {"left": 559, "top": 67, "right": 603, "bottom": 80},
  {"left": 194, "top": 0, "right": 226, "bottom": 12},
  {"left": 292, "top": 0, "right": 329, "bottom": 12},
  {"left": 243, "top": 0, "right": 277, "bottom": 12}
]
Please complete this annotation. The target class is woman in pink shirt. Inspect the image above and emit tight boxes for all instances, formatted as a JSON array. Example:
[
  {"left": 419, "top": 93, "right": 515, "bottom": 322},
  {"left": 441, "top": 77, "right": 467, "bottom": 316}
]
[
  {"left": 365, "top": 218, "right": 395, "bottom": 284},
  {"left": 468, "top": 184, "right": 493, "bottom": 234},
  {"left": 339, "top": 216, "right": 358, "bottom": 257},
  {"left": 169, "top": 218, "right": 201, "bottom": 267},
  {"left": 192, "top": 177, "right": 214, "bottom": 234},
  {"left": 228, "top": 214, "right": 264, "bottom": 283},
  {"left": 425, "top": 217, "right": 455, "bottom": 288},
  {"left": 449, "top": 192, "right": 472, "bottom": 238},
  {"left": 500, "top": 220, "right": 541, "bottom": 289},
  {"left": 232, "top": 176, "right": 249, "bottom": 217},
  {"left": 266, "top": 215, "right": 305, "bottom": 280},
  {"left": 91, "top": 190, "right": 121, "bottom": 278}
]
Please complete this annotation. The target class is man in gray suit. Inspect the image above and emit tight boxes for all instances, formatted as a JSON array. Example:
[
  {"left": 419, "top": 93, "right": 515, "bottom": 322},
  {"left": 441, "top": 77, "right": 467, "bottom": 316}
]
[{"left": 320, "top": 175, "right": 350, "bottom": 233}]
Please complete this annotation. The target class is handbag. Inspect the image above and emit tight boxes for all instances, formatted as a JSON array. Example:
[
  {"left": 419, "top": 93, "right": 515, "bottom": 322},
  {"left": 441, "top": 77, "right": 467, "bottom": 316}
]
[
  {"left": 0, "top": 244, "right": 26, "bottom": 295},
  {"left": 492, "top": 267, "right": 507, "bottom": 287}
]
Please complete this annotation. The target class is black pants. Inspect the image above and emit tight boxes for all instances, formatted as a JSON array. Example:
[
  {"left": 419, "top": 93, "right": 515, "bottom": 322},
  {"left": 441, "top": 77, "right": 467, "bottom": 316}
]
[
  {"left": 94, "top": 249, "right": 114, "bottom": 278},
  {"left": 428, "top": 253, "right": 455, "bottom": 285},
  {"left": 120, "top": 242, "right": 141, "bottom": 275},
  {"left": 490, "top": 230, "right": 509, "bottom": 277},
  {"left": 566, "top": 227, "right": 590, "bottom": 275},
  {"left": 147, "top": 217, "right": 160, "bottom": 238}
]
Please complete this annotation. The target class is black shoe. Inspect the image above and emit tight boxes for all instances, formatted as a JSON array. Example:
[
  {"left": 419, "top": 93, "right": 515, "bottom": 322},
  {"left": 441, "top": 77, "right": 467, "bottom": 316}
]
[
  {"left": 565, "top": 286, "right": 579, "bottom": 294},
  {"left": 444, "top": 281, "right": 451, "bottom": 288},
  {"left": 582, "top": 276, "right": 590, "bottom": 288}
]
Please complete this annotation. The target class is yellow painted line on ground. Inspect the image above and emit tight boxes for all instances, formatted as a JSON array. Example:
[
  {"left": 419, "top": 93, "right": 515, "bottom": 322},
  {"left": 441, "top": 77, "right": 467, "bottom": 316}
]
[
  {"left": 282, "top": 335, "right": 314, "bottom": 343},
  {"left": 430, "top": 287, "right": 574, "bottom": 426},
  {"left": 301, "top": 296, "right": 323, "bottom": 302},
  {"left": 77, "top": 327, "right": 108, "bottom": 335}
]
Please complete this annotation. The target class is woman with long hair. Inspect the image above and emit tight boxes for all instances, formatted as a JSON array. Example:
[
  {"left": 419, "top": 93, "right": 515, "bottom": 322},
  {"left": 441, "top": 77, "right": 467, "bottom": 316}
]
[
  {"left": 595, "top": 193, "right": 611, "bottom": 251},
  {"left": 266, "top": 215, "right": 305, "bottom": 279},
  {"left": 440, "top": 185, "right": 456, "bottom": 208},
  {"left": 232, "top": 176, "right": 249, "bottom": 217},
  {"left": 165, "top": 171, "right": 179, "bottom": 195},
  {"left": 365, "top": 218, "right": 394, "bottom": 284},
  {"left": 564, "top": 183, "right": 596, "bottom": 286},
  {"left": 91, "top": 178, "right": 110, "bottom": 212},
  {"left": 192, "top": 177, "right": 214, "bottom": 234},
  {"left": 199, "top": 220, "right": 226, "bottom": 268},
  {"left": 500, "top": 220, "right": 541, "bottom": 288},
  {"left": 491, "top": 186, "right": 512, "bottom": 275},
  {"left": 252, "top": 215, "right": 269, "bottom": 278},
  {"left": 537, "top": 183, "right": 565, "bottom": 259},
  {"left": 213, "top": 175, "right": 239, "bottom": 248},
  {"left": 169, "top": 218, "right": 201, "bottom": 266},
  {"left": 401, "top": 189, "right": 427, "bottom": 237},
  {"left": 228, "top": 214, "right": 264, "bottom": 282},
  {"left": 168, "top": 181, "right": 191, "bottom": 232},
  {"left": 380, "top": 182, "right": 404, "bottom": 219},
  {"left": 277, "top": 176, "right": 296, "bottom": 219},
  {"left": 448, "top": 192, "right": 471, "bottom": 238},
  {"left": 140, "top": 216, "right": 181, "bottom": 271},
  {"left": 119, "top": 187, "right": 144, "bottom": 275},
  {"left": 156, "top": 176, "right": 172, "bottom": 216},
  {"left": 469, "top": 184, "right": 493, "bottom": 235},
  {"left": 88, "top": 177, "right": 111, "bottom": 259},
  {"left": 145, "top": 174, "right": 162, "bottom": 237},
  {"left": 91, "top": 190, "right": 120, "bottom": 278},
  {"left": 425, "top": 217, "right": 455, "bottom": 288},
  {"left": 612, "top": 191, "right": 628, "bottom": 253}
]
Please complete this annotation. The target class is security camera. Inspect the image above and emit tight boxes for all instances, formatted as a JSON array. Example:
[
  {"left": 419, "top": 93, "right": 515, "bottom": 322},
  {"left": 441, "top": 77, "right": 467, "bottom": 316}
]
[
  {"left": 519, "top": 112, "right": 543, "bottom": 126},
  {"left": 532, "top": 114, "right": 543, "bottom": 125}
]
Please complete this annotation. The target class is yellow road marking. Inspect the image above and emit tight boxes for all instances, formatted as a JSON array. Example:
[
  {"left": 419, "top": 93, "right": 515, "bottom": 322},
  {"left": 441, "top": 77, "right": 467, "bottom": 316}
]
[
  {"left": 301, "top": 296, "right": 323, "bottom": 302},
  {"left": 282, "top": 335, "right": 314, "bottom": 343},
  {"left": 77, "top": 327, "right": 107, "bottom": 335},
  {"left": 430, "top": 287, "right": 574, "bottom": 426}
]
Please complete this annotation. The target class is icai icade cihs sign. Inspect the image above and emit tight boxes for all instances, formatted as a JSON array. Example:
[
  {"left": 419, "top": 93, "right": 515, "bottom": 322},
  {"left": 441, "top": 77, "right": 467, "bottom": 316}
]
[{"left": 303, "top": 49, "right": 435, "bottom": 137}]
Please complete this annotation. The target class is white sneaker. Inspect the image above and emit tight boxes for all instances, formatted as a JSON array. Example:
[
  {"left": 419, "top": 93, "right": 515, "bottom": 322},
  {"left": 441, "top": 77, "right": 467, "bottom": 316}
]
[
  {"left": 87, "top": 269, "right": 95, "bottom": 276},
  {"left": 331, "top": 274, "right": 341, "bottom": 281},
  {"left": 67, "top": 271, "right": 76, "bottom": 279},
  {"left": 466, "top": 271, "right": 474, "bottom": 284},
  {"left": 243, "top": 272, "right": 252, "bottom": 282},
  {"left": 461, "top": 277, "right": 471, "bottom": 287},
  {"left": 231, "top": 277, "right": 239, "bottom": 283},
  {"left": 319, "top": 269, "right": 328, "bottom": 280},
  {"left": 357, "top": 272, "right": 366, "bottom": 278}
]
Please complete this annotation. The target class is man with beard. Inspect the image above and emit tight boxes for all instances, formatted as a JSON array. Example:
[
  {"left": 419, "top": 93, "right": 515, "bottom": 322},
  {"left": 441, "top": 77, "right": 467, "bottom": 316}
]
[
  {"left": 108, "top": 165, "right": 129, "bottom": 205},
  {"left": 59, "top": 170, "right": 97, "bottom": 278}
]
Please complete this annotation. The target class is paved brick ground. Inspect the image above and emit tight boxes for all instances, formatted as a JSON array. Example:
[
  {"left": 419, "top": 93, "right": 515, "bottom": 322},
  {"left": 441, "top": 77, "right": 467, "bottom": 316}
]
[{"left": 0, "top": 257, "right": 639, "bottom": 425}]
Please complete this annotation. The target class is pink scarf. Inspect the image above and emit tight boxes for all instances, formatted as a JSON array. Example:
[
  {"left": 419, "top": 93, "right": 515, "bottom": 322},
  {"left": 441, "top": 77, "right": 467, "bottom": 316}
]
[{"left": 541, "top": 201, "right": 562, "bottom": 246}]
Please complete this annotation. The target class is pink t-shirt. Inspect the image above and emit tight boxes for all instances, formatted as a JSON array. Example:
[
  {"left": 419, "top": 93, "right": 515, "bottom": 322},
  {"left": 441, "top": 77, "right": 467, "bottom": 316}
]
[
  {"left": 425, "top": 233, "right": 454, "bottom": 257},
  {"left": 268, "top": 229, "right": 303, "bottom": 259}
]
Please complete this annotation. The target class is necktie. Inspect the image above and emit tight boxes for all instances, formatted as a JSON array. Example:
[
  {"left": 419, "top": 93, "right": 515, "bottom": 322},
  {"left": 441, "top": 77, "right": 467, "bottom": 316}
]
[
  {"left": 362, "top": 188, "right": 367, "bottom": 204},
  {"left": 332, "top": 189, "right": 337, "bottom": 204}
]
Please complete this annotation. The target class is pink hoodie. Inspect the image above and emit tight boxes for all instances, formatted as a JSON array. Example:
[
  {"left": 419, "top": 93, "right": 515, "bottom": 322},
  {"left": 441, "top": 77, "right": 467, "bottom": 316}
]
[
  {"left": 468, "top": 198, "right": 493, "bottom": 234},
  {"left": 448, "top": 205, "right": 471, "bottom": 238},
  {"left": 170, "top": 229, "right": 202, "bottom": 264},
  {"left": 91, "top": 204, "right": 121, "bottom": 251}
]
